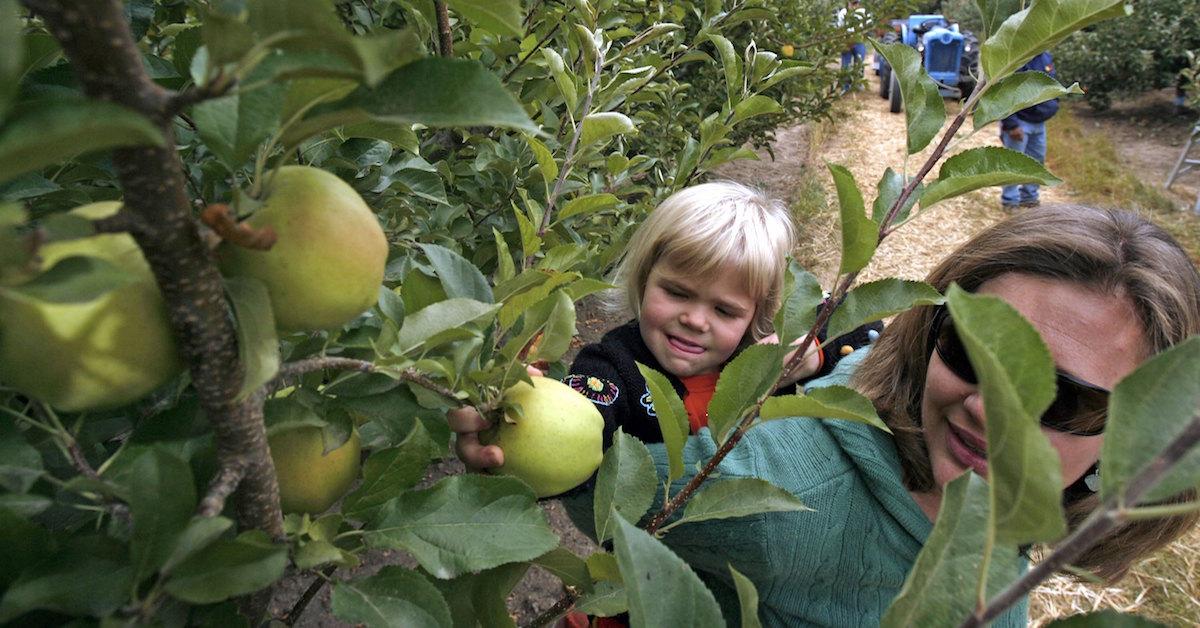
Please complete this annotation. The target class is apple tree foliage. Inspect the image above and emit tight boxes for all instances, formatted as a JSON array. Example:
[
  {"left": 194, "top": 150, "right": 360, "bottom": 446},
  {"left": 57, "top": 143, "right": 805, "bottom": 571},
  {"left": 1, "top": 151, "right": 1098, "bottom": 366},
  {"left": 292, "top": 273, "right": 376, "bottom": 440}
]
[{"left": 0, "top": 1, "right": 1198, "bottom": 627}]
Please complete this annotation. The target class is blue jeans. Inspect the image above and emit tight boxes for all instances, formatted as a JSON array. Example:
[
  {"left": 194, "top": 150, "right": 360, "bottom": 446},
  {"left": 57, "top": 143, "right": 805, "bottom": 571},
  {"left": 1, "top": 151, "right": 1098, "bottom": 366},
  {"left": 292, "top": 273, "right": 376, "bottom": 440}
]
[
  {"left": 1000, "top": 118, "right": 1047, "bottom": 206},
  {"left": 841, "top": 43, "right": 867, "bottom": 91}
]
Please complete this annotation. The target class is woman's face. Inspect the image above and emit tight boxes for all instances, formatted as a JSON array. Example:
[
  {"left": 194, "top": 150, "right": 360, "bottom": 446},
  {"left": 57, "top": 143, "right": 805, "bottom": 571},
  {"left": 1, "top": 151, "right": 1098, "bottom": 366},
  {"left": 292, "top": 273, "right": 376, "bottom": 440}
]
[{"left": 919, "top": 273, "right": 1148, "bottom": 505}]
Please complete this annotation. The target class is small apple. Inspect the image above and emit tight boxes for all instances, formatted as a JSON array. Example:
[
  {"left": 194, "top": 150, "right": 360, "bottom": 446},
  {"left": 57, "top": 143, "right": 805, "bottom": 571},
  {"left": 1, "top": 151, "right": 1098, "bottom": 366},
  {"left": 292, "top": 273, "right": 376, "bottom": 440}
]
[
  {"left": 269, "top": 424, "right": 362, "bottom": 515},
  {"left": 217, "top": 166, "right": 388, "bottom": 332},
  {"left": 0, "top": 202, "right": 183, "bottom": 412},
  {"left": 479, "top": 376, "right": 604, "bottom": 498},
  {"left": 781, "top": 44, "right": 795, "bottom": 58}
]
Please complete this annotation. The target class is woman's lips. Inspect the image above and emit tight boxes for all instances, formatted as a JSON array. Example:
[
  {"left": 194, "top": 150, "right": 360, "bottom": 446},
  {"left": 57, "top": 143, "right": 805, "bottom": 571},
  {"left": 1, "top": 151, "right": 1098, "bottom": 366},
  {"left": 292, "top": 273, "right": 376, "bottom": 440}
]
[
  {"left": 667, "top": 334, "right": 704, "bottom": 355},
  {"left": 947, "top": 422, "right": 989, "bottom": 477}
]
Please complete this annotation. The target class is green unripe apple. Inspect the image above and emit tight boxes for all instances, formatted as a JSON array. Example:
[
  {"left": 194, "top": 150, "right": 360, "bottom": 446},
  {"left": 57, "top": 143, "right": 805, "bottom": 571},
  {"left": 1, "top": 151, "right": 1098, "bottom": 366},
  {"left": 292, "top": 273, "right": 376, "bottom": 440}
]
[
  {"left": 479, "top": 376, "right": 604, "bottom": 498},
  {"left": 217, "top": 166, "right": 388, "bottom": 332},
  {"left": 0, "top": 202, "right": 183, "bottom": 412},
  {"left": 269, "top": 425, "right": 362, "bottom": 515}
]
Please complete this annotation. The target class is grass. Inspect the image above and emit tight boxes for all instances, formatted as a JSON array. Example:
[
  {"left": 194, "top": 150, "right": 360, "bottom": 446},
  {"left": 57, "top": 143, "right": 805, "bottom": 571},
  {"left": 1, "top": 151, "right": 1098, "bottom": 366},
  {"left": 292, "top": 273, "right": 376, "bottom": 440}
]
[{"left": 1047, "top": 107, "right": 1200, "bottom": 263}]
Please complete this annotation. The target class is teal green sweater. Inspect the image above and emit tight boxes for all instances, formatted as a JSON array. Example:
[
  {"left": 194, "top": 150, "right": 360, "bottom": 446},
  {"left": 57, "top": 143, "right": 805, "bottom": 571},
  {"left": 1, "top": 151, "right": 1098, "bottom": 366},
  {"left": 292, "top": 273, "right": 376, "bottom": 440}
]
[{"left": 565, "top": 350, "right": 1028, "bottom": 626}]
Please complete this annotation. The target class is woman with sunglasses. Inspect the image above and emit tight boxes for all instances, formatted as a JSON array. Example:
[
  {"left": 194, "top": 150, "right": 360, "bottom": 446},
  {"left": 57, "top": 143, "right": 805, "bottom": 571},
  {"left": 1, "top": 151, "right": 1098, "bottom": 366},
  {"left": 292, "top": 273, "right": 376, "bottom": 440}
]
[{"left": 451, "top": 204, "right": 1200, "bottom": 626}]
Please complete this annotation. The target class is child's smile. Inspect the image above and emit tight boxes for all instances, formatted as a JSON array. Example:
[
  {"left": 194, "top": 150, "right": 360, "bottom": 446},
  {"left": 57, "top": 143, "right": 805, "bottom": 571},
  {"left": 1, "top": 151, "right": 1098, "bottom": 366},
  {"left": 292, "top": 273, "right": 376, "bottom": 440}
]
[{"left": 638, "top": 259, "right": 757, "bottom": 378}]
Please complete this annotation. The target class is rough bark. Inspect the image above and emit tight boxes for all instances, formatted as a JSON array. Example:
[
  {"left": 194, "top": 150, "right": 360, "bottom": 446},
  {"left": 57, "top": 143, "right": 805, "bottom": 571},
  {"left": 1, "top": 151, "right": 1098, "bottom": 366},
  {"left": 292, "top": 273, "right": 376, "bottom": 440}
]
[{"left": 22, "top": 0, "right": 284, "bottom": 538}]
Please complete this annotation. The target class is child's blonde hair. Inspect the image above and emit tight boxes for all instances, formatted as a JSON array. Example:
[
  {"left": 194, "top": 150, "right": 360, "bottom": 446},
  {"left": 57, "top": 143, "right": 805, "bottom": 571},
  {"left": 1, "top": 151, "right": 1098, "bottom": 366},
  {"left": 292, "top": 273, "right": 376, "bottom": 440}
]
[{"left": 612, "top": 181, "right": 797, "bottom": 341}]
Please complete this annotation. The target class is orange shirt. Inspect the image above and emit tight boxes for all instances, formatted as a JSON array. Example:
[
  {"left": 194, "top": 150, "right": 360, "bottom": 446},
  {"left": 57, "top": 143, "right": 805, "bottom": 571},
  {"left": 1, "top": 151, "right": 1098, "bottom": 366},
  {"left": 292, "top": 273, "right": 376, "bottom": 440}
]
[{"left": 680, "top": 372, "right": 720, "bottom": 433}]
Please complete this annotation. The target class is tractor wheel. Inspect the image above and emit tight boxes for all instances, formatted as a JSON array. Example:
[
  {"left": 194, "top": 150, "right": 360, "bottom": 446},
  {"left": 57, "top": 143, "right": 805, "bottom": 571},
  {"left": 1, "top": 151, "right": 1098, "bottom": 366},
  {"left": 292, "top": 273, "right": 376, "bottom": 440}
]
[
  {"left": 888, "top": 70, "right": 902, "bottom": 113},
  {"left": 879, "top": 62, "right": 891, "bottom": 99}
]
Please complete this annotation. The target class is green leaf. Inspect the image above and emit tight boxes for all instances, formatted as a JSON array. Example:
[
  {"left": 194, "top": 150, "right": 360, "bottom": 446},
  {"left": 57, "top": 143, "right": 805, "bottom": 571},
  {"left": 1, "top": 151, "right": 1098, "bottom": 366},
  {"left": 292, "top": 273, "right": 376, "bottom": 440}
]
[
  {"left": 973, "top": 72, "right": 1082, "bottom": 130},
  {"left": 611, "top": 513, "right": 725, "bottom": 627},
  {"left": 0, "top": 508, "right": 51, "bottom": 589},
  {"left": 947, "top": 286, "right": 1066, "bottom": 545},
  {"left": 0, "top": 536, "right": 134, "bottom": 623},
  {"left": 637, "top": 362, "right": 690, "bottom": 482},
  {"left": 159, "top": 516, "right": 235, "bottom": 574},
  {"left": 593, "top": 430, "right": 657, "bottom": 543},
  {"left": 828, "top": 163, "right": 879, "bottom": 275},
  {"left": 394, "top": 298, "right": 500, "bottom": 354},
  {"left": 675, "top": 477, "right": 808, "bottom": 526},
  {"left": 418, "top": 243, "right": 493, "bottom": 303},
  {"left": 576, "top": 580, "right": 628, "bottom": 616},
  {"left": 1102, "top": 336, "right": 1200, "bottom": 503},
  {"left": 429, "top": 562, "right": 528, "bottom": 628},
  {"left": 1043, "top": 610, "right": 1169, "bottom": 627},
  {"left": 0, "top": 100, "right": 165, "bottom": 183},
  {"left": 128, "top": 448, "right": 197, "bottom": 581},
  {"left": 981, "top": 0, "right": 1131, "bottom": 82},
  {"left": 533, "top": 547, "right": 592, "bottom": 590},
  {"left": 759, "top": 386, "right": 890, "bottom": 433},
  {"left": 580, "top": 112, "right": 635, "bottom": 147},
  {"left": 446, "top": 0, "right": 522, "bottom": 37},
  {"left": 707, "top": 33, "right": 741, "bottom": 107},
  {"left": 870, "top": 41, "right": 945, "bottom": 154},
  {"left": 365, "top": 475, "right": 558, "bottom": 579},
  {"left": 826, "top": 279, "right": 943, "bottom": 341},
  {"left": 285, "top": 58, "right": 539, "bottom": 147},
  {"left": 525, "top": 134, "right": 558, "bottom": 190},
  {"left": 163, "top": 530, "right": 287, "bottom": 604},
  {"left": 557, "top": 193, "right": 619, "bottom": 222},
  {"left": 0, "top": 493, "right": 51, "bottom": 518},
  {"left": 730, "top": 95, "right": 781, "bottom": 125},
  {"left": 541, "top": 48, "right": 578, "bottom": 112},
  {"left": 5, "top": 255, "right": 138, "bottom": 304},
  {"left": 976, "top": 0, "right": 1023, "bottom": 41},
  {"left": 773, "top": 262, "right": 823, "bottom": 346},
  {"left": 882, "top": 473, "right": 1023, "bottom": 627},
  {"left": 0, "top": 0, "right": 21, "bottom": 119},
  {"left": 202, "top": 4, "right": 255, "bottom": 66},
  {"left": 919, "top": 146, "right": 1062, "bottom": 209},
  {"left": 707, "top": 344, "right": 783, "bottom": 444},
  {"left": 492, "top": 227, "right": 516, "bottom": 283},
  {"left": 342, "top": 437, "right": 429, "bottom": 521},
  {"left": 871, "top": 167, "right": 921, "bottom": 226},
  {"left": 0, "top": 420, "right": 42, "bottom": 493},
  {"left": 191, "top": 83, "right": 286, "bottom": 169},
  {"left": 730, "top": 565, "right": 762, "bottom": 628},
  {"left": 331, "top": 566, "right": 453, "bottom": 628},
  {"left": 530, "top": 289, "right": 576, "bottom": 362},
  {"left": 225, "top": 277, "right": 280, "bottom": 400}
]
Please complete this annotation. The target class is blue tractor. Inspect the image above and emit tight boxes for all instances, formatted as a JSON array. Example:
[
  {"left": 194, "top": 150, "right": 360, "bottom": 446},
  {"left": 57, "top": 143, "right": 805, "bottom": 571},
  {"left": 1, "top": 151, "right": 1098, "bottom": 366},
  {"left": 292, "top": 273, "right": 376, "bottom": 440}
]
[{"left": 876, "top": 14, "right": 979, "bottom": 113}]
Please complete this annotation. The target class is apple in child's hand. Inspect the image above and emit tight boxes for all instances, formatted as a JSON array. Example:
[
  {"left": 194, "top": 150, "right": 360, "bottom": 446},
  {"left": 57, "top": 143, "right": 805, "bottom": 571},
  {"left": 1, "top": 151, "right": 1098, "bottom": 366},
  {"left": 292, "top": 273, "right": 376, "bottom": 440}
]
[{"left": 479, "top": 376, "right": 604, "bottom": 497}]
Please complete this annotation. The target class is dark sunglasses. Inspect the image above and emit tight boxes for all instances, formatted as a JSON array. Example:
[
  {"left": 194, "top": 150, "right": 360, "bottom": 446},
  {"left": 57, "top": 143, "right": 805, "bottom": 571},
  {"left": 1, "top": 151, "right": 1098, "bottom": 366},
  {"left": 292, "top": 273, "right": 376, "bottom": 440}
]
[{"left": 927, "top": 305, "right": 1108, "bottom": 436}]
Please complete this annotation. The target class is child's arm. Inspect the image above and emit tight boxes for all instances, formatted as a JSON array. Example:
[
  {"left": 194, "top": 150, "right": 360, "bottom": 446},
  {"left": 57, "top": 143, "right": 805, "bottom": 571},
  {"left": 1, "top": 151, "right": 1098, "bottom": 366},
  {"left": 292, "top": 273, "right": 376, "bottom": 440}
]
[{"left": 762, "top": 320, "right": 885, "bottom": 393}]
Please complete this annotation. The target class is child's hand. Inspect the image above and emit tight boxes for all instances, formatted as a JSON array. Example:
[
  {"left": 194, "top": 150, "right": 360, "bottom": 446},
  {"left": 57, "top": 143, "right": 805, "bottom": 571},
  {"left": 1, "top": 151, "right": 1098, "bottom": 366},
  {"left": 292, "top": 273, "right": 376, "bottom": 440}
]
[
  {"left": 758, "top": 333, "right": 822, "bottom": 389},
  {"left": 449, "top": 364, "right": 545, "bottom": 471}
]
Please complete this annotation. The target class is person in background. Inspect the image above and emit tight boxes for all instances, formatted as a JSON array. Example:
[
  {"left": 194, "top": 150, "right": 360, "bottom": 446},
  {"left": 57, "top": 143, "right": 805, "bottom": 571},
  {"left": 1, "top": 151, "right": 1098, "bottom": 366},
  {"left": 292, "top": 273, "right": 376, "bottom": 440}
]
[
  {"left": 837, "top": 0, "right": 869, "bottom": 92},
  {"left": 1000, "top": 51, "right": 1060, "bottom": 209}
]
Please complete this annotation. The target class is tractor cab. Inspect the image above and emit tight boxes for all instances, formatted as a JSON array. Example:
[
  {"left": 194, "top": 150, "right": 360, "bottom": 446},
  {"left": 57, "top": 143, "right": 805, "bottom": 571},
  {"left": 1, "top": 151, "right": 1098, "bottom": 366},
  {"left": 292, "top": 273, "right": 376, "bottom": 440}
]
[{"left": 876, "top": 14, "right": 978, "bottom": 113}]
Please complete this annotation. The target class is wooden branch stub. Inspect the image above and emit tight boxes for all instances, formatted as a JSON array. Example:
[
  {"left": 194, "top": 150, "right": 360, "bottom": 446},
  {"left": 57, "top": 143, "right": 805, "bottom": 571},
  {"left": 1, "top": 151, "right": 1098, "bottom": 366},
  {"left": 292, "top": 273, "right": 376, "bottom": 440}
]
[{"left": 200, "top": 204, "right": 277, "bottom": 251}]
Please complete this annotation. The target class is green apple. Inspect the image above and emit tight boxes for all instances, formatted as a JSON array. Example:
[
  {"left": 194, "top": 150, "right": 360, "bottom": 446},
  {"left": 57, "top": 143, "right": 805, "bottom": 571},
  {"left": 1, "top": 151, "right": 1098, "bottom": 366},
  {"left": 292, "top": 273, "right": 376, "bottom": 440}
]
[
  {"left": 0, "top": 202, "right": 183, "bottom": 412},
  {"left": 479, "top": 376, "right": 604, "bottom": 498},
  {"left": 269, "top": 425, "right": 362, "bottom": 515},
  {"left": 217, "top": 166, "right": 388, "bottom": 332}
]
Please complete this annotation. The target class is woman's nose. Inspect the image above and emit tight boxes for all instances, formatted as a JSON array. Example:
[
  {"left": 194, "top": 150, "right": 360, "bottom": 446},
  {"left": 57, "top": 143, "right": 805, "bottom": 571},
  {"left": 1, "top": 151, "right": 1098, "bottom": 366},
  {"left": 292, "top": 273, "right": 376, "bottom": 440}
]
[{"left": 963, "top": 390, "right": 986, "bottom": 423}]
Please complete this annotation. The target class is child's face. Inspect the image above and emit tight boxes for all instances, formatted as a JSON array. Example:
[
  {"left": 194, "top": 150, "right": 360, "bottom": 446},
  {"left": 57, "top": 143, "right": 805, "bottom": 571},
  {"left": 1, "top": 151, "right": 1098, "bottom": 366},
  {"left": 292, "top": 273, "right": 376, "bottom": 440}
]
[{"left": 638, "top": 259, "right": 757, "bottom": 378}]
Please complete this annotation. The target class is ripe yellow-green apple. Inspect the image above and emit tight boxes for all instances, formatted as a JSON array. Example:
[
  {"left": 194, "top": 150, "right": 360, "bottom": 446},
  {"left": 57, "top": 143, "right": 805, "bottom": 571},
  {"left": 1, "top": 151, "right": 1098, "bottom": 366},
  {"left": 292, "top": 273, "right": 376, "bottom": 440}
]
[
  {"left": 217, "top": 166, "right": 388, "bottom": 332},
  {"left": 268, "top": 424, "right": 362, "bottom": 515},
  {"left": 0, "top": 202, "right": 182, "bottom": 412},
  {"left": 781, "top": 44, "right": 795, "bottom": 58},
  {"left": 479, "top": 376, "right": 604, "bottom": 497}
]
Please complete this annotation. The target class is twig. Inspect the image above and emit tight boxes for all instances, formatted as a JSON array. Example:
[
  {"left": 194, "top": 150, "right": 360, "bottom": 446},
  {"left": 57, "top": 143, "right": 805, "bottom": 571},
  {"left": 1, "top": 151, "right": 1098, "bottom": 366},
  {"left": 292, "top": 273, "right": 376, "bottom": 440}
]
[
  {"left": 961, "top": 412, "right": 1200, "bottom": 627},
  {"left": 266, "top": 357, "right": 467, "bottom": 409},
  {"left": 281, "top": 565, "right": 339, "bottom": 625},
  {"left": 527, "top": 586, "right": 581, "bottom": 628},
  {"left": 197, "top": 458, "right": 249, "bottom": 517},
  {"left": 167, "top": 69, "right": 235, "bottom": 116},
  {"left": 434, "top": 0, "right": 453, "bottom": 57},
  {"left": 200, "top": 203, "right": 277, "bottom": 250},
  {"left": 502, "top": 23, "right": 562, "bottom": 83},
  {"left": 92, "top": 208, "right": 145, "bottom": 235}
]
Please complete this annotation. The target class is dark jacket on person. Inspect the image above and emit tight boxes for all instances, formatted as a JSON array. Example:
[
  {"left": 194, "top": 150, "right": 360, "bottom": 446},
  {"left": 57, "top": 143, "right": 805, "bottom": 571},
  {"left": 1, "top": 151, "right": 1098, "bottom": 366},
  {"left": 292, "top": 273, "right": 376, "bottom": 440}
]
[
  {"left": 565, "top": 318, "right": 883, "bottom": 448},
  {"left": 1001, "top": 51, "right": 1060, "bottom": 130}
]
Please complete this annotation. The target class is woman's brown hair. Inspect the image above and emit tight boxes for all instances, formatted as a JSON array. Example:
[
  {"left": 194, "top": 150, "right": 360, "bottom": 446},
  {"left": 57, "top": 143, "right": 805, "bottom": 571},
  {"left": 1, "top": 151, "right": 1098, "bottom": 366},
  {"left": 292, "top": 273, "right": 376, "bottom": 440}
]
[{"left": 854, "top": 204, "right": 1200, "bottom": 581}]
